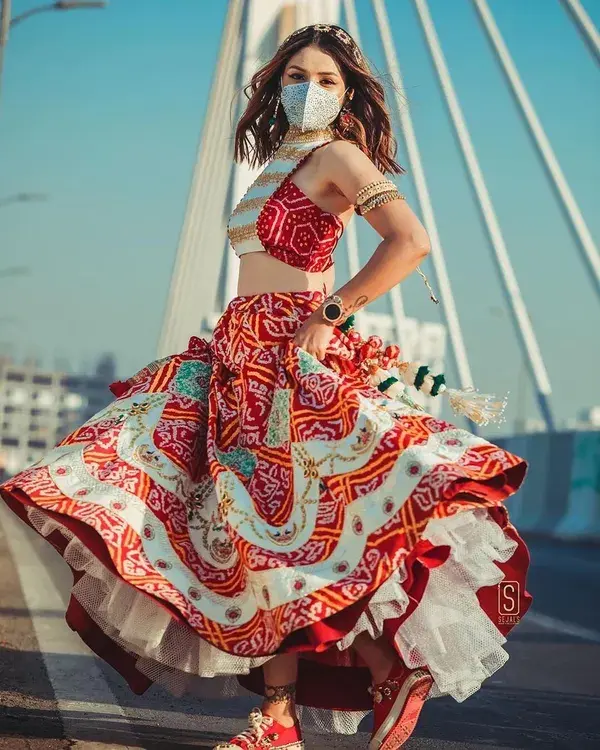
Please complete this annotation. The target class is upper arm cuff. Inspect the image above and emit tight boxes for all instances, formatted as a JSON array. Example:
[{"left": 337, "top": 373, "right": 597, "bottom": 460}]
[{"left": 355, "top": 180, "right": 405, "bottom": 216}]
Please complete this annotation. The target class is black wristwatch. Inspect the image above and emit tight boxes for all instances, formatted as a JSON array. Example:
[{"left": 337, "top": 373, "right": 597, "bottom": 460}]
[{"left": 321, "top": 295, "right": 346, "bottom": 326}]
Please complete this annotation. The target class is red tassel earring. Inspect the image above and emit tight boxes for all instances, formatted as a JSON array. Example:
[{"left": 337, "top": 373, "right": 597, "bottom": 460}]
[
  {"left": 340, "top": 91, "right": 354, "bottom": 132},
  {"left": 340, "top": 104, "right": 352, "bottom": 132}
]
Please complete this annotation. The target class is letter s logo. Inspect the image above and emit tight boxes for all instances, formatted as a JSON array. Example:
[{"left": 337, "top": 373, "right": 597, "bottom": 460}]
[{"left": 499, "top": 581, "right": 520, "bottom": 615}]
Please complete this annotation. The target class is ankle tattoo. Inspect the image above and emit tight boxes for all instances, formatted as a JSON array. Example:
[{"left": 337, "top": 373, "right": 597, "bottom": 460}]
[{"left": 264, "top": 682, "right": 296, "bottom": 704}]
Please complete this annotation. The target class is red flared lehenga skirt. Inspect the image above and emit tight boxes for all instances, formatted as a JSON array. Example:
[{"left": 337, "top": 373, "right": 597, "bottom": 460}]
[{"left": 0, "top": 290, "right": 531, "bottom": 734}]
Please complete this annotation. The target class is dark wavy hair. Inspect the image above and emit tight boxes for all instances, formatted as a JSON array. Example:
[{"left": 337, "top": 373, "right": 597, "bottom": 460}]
[{"left": 233, "top": 24, "right": 404, "bottom": 175}]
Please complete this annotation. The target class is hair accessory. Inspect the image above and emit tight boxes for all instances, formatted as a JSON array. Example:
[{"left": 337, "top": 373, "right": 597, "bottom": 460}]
[{"left": 282, "top": 24, "right": 364, "bottom": 64}]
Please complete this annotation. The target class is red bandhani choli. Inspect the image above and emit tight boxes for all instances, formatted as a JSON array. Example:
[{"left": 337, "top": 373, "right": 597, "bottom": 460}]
[
  {"left": 0, "top": 126, "right": 531, "bottom": 735},
  {"left": 257, "top": 179, "right": 343, "bottom": 272}
]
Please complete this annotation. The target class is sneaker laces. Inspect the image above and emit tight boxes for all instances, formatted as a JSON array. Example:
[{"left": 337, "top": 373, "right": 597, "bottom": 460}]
[{"left": 214, "top": 708, "right": 275, "bottom": 748}]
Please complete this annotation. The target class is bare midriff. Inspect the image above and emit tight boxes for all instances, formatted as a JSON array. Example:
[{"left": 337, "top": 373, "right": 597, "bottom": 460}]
[{"left": 237, "top": 253, "right": 335, "bottom": 296}]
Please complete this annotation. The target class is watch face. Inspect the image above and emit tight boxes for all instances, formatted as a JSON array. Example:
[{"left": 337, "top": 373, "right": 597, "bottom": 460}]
[{"left": 324, "top": 302, "right": 342, "bottom": 321}]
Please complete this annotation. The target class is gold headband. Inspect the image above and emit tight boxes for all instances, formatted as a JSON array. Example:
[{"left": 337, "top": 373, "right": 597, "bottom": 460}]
[{"left": 282, "top": 24, "right": 364, "bottom": 65}]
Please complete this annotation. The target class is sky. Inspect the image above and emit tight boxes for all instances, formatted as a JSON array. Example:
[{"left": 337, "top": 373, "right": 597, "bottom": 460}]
[{"left": 1, "top": 0, "right": 599, "bottom": 434}]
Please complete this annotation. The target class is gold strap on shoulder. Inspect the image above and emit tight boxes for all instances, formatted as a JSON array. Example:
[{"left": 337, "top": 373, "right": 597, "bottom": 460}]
[{"left": 355, "top": 179, "right": 405, "bottom": 216}]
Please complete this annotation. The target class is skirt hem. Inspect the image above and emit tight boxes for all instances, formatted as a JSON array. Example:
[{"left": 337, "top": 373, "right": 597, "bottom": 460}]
[{"left": 1, "top": 480, "right": 530, "bottom": 718}]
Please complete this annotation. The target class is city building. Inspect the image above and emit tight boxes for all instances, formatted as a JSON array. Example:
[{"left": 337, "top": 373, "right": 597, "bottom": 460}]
[
  {"left": 0, "top": 353, "right": 117, "bottom": 480},
  {"left": 563, "top": 406, "right": 600, "bottom": 432}
]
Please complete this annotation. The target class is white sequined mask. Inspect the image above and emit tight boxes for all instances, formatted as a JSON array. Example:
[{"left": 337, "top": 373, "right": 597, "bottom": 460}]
[{"left": 281, "top": 81, "right": 344, "bottom": 132}]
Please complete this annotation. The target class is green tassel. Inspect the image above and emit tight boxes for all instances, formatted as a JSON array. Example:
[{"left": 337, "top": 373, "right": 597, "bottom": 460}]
[
  {"left": 338, "top": 314, "right": 355, "bottom": 333},
  {"left": 377, "top": 376, "right": 398, "bottom": 393},
  {"left": 430, "top": 373, "right": 446, "bottom": 397},
  {"left": 414, "top": 365, "right": 429, "bottom": 391}
]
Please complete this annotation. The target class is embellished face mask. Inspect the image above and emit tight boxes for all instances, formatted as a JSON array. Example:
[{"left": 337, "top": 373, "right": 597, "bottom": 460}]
[{"left": 280, "top": 81, "right": 345, "bottom": 132}]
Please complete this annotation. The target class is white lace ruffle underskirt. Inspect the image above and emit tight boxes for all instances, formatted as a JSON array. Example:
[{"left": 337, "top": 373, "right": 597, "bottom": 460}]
[
  {"left": 25, "top": 505, "right": 517, "bottom": 735},
  {"left": 335, "top": 507, "right": 517, "bottom": 702}
]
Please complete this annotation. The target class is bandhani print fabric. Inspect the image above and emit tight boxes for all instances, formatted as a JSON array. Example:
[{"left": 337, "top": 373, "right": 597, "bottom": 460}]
[{"left": 0, "top": 289, "right": 531, "bottom": 735}]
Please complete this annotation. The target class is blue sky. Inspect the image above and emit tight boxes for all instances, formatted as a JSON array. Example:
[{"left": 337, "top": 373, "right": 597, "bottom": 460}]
[{"left": 1, "top": 0, "right": 598, "bottom": 432}]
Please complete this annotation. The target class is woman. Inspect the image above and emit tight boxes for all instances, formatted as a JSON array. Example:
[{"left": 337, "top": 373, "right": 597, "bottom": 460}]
[{"left": 0, "top": 24, "right": 531, "bottom": 750}]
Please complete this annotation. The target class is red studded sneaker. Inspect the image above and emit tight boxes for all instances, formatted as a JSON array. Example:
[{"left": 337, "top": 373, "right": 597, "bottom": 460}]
[
  {"left": 368, "top": 664, "right": 433, "bottom": 750},
  {"left": 214, "top": 708, "right": 304, "bottom": 749}
]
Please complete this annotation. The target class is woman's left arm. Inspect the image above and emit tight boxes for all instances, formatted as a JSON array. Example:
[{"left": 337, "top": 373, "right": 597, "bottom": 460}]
[{"left": 293, "top": 140, "right": 431, "bottom": 359}]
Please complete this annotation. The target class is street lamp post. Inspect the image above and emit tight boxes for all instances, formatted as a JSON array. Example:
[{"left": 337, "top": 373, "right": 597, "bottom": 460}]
[
  {"left": 0, "top": 1, "right": 107, "bottom": 103},
  {"left": 0, "top": 266, "right": 30, "bottom": 279},
  {"left": 10, "top": 1, "right": 107, "bottom": 28},
  {"left": 0, "top": 0, "right": 10, "bottom": 101},
  {"left": 0, "top": 192, "right": 47, "bottom": 208}
]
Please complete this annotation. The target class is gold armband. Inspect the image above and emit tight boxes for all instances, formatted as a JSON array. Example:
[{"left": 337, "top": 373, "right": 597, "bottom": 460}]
[
  {"left": 355, "top": 180, "right": 405, "bottom": 216},
  {"left": 356, "top": 180, "right": 439, "bottom": 305}
]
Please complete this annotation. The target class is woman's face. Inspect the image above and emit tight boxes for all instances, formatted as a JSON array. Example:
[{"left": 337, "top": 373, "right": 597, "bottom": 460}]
[{"left": 281, "top": 44, "right": 347, "bottom": 102}]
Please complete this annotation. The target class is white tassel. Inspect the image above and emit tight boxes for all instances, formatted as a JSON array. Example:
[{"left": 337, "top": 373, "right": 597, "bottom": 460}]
[
  {"left": 446, "top": 387, "right": 508, "bottom": 427},
  {"left": 369, "top": 364, "right": 507, "bottom": 427}
]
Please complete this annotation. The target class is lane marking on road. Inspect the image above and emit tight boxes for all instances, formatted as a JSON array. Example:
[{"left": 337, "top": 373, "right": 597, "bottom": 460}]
[
  {"left": 0, "top": 503, "right": 143, "bottom": 748},
  {"left": 528, "top": 609, "right": 600, "bottom": 643}
]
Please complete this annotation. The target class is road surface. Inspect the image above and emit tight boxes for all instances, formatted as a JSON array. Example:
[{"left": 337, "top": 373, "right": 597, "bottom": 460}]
[{"left": 1, "top": 502, "right": 599, "bottom": 749}]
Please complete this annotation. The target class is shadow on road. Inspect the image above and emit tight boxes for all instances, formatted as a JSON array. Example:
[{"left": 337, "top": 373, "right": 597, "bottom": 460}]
[
  {"left": 2, "top": 656, "right": 600, "bottom": 749},
  {"left": 0, "top": 706, "right": 215, "bottom": 749}
]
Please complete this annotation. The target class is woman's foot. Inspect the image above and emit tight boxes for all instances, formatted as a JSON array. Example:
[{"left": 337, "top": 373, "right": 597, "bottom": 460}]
[
  {"left": 368, "top": 663, "right": 433, "bottom": 750},
  {"left": 213, "top": 707, "right": 304, "bottom": 749}
]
